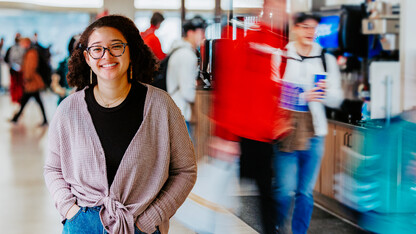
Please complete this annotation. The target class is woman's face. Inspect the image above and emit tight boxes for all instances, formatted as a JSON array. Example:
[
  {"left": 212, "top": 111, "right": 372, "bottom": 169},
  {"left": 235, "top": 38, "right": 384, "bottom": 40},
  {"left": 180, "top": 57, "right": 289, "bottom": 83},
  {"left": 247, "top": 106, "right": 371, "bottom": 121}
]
[{"left": 84, "top": 26, "right": 130, "bottom": 84}]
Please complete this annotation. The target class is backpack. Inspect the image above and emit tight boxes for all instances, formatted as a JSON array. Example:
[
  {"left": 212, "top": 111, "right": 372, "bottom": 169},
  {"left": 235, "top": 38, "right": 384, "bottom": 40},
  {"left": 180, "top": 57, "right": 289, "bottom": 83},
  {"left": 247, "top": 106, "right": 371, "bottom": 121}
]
[
  {"left": 151, "top": 48, "right": 181, "bottom": 92},
  {"left": 4, "top": 45, "right": 25, "bottom": 71},
  {"left": 321, "top": 49, "right": 327, "bottom": 72},
  {"left": 296, "top": 48, "right": 328, "bottom": 72},
  {"left": 35, "top": 45, "right": 52, "bottom": 88}
]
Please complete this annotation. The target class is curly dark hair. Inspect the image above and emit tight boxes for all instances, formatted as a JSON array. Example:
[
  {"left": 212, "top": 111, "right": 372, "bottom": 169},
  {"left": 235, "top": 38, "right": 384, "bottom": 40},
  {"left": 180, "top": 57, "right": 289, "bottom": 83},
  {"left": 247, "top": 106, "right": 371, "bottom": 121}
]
[{"left": 67, "top": 15, "right": 157, "bottom": 90}]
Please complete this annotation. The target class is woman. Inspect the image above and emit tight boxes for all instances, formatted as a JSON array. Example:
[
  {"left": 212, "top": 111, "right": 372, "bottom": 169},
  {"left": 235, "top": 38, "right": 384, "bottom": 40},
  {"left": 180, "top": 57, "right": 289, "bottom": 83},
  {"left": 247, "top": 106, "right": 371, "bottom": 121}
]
[{"left": 44, "top": 15, "right": 197, "bottom": 234}]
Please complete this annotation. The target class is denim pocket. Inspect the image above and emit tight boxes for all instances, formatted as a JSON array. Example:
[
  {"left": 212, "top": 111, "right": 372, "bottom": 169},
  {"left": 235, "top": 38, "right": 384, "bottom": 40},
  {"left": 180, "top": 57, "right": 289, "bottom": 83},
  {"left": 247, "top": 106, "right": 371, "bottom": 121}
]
[
  {"left": 134, "top": 225, "right": 160, "bottom": 234},
  {"left": 66, "top": 206, "right": 83, "bottom": 222},
  {"left": 134, "top": 225, "right": 143, "bottom": 234}
]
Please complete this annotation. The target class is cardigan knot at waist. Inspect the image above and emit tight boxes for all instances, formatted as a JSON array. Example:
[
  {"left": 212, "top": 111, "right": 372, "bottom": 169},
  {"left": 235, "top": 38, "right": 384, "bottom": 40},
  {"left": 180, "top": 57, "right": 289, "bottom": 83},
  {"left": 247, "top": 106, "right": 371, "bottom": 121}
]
[{"left": 99, "top": 196, "right": 135, "bottom": 234}]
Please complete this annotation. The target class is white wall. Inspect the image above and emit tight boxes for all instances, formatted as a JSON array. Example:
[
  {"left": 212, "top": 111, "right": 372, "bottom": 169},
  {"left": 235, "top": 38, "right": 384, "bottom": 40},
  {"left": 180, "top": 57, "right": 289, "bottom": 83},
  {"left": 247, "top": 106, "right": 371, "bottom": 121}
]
[
  {"left": 290, "top": 0, "right": 311, "bottom": 13},
  {"left": 103, "top": 0, "right": 135, "bottom": 20},
  {"left": 400, "top": 0, "right": 416, "bottom": 110}
]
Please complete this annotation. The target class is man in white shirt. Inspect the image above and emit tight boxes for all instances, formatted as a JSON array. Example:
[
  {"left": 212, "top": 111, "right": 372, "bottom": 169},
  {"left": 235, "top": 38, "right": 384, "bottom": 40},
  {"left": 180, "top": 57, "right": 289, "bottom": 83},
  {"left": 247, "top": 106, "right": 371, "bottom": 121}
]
[
  {"left": 273, "top": 12, "right": 344, "bottom": 234},
  {"left": 166, "top": 16, "right": 206, "bottom": 136}
]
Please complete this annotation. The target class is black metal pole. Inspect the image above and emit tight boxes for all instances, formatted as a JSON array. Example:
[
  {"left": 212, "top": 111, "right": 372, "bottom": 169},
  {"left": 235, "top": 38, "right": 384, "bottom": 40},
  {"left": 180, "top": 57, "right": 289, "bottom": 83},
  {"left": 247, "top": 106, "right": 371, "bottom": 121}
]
[{"left": 181, "top": 0, "right": 186, "bottom": 37}]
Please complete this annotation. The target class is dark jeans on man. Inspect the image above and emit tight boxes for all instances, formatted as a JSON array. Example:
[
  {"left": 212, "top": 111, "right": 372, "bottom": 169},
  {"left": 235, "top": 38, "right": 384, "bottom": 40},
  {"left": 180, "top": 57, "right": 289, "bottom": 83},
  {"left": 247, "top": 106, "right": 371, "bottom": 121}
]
[
  {"left": 240, "top": 138, "right": 276, "bottom": 234},
  {"left": 12, "top": 91, "right": 47, "bottom": 124}
]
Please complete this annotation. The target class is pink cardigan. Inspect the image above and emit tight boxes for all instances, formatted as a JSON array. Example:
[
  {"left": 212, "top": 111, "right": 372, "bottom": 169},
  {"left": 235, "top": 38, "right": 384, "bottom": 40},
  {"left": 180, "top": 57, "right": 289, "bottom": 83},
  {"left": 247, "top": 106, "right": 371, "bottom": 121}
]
[{"left": 44, "top": 85, "right": 197, "bottom": 234}]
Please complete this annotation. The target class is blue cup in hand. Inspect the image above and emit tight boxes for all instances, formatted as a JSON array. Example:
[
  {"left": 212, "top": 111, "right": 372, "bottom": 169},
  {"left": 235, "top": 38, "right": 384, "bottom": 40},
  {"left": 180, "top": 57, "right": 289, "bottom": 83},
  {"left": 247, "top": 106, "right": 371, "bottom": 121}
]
[{"left": 314, "top": 73, "right": 326, "bottom": 93}]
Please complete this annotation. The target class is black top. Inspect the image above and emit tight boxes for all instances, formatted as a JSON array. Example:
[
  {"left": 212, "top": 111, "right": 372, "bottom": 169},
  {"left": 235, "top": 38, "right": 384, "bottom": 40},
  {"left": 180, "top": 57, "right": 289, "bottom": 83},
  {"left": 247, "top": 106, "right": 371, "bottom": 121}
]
[{"left": 85, "top": 82, "right": 147, "bottom": 186}]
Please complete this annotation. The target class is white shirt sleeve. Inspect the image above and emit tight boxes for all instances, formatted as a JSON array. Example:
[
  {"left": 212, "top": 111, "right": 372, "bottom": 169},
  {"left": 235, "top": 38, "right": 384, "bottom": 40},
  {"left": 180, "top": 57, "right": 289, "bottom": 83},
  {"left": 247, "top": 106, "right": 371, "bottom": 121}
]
[
  {"left": 324, "top": 53, "right": 344, "bottom": 108},
  {"left": 167, "top": 48, "right": 197, "bottom": 103}
]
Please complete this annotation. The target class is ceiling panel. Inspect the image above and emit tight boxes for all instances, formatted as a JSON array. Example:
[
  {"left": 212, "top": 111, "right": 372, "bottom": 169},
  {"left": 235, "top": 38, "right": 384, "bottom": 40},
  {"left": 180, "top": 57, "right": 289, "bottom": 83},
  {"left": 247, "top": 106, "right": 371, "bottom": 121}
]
[
  {"left": 135, "top": 0, "right": 180, "bottom": 9},
  {"left": 0, "top": 0, "right": 102, "bottom": 8}
]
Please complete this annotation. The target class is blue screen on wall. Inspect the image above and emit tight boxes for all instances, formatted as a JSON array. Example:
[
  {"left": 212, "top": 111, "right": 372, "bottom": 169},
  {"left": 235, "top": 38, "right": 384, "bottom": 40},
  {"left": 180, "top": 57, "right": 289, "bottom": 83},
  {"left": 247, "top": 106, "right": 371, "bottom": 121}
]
[{"left": 315, "top": 15, "right": 340, "bottom": 49}]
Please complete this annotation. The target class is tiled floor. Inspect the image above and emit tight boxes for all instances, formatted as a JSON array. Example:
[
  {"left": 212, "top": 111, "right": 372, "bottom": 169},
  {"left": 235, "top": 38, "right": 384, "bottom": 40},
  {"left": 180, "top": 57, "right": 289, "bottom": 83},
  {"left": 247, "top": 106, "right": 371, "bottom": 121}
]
[
  {"left": 0, "top": 89, "right": 368, "bottom": 234},
  {"left": 0, "top": 91, "right": 61, "bottom": 234},
  {"left": 0, "top": 91, "right": 257, "bottom": 234}
]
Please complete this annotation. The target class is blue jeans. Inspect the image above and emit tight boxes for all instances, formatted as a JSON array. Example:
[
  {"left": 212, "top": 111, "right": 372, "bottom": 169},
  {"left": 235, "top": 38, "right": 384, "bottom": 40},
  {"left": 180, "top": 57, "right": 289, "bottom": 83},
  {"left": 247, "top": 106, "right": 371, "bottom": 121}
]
[
  {"left": 273, "top": 136, "right": 325, "bottom": 234},
  {"left": 62, "top": 206, "right": 160, "bottom": 234}
]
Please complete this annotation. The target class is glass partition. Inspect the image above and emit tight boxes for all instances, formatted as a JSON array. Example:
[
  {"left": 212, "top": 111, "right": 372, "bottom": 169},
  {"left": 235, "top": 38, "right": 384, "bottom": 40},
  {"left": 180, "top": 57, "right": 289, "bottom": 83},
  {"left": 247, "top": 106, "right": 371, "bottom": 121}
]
[{"left": 0, "top": 9, "right": 90, "bottom": 68}]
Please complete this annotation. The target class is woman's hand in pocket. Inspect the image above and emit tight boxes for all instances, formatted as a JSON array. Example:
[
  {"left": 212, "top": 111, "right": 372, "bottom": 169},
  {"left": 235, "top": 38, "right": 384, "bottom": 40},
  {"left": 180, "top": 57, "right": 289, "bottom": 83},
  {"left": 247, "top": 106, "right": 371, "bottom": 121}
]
[{"left": 66, "top": 204, "right": 81, "bottom": 220}]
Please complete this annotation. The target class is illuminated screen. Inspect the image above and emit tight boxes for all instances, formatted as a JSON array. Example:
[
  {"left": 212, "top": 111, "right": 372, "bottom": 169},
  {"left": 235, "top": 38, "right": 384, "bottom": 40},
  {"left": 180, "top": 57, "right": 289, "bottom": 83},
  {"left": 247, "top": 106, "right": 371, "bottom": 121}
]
[{"left": 315, "top": 15, "right": 340, "bottom": 49}]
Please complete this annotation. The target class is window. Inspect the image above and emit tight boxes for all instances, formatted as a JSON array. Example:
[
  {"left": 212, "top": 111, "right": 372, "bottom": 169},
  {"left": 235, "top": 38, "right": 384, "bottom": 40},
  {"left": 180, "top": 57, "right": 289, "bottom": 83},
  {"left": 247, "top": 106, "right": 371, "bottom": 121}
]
[
  {"left": 185, "top": 0, "right": 214, "bottom": 10},
  {"left": 0, "top": 9, "right": 90, "bottom": 68},
  {"left": 225, "top": 0, "right": 263, "bottom": 9},
  {"left": 135, "top": 11, "right": 181, "bottom": 53}
]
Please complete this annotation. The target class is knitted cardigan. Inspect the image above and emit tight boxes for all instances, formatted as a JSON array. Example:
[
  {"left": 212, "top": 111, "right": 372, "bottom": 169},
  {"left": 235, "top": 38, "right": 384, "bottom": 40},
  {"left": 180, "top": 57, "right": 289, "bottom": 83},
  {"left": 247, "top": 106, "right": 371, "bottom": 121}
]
[{"left": 44, "top": 84, "right": 197, "bottom": 234}]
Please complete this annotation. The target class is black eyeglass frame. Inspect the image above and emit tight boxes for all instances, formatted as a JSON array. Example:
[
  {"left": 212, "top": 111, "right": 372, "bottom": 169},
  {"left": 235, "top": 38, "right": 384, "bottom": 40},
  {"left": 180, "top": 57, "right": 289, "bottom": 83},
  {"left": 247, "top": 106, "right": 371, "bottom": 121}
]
[{"left": 86, "top": 43, "right": 128, "bottom": 60}]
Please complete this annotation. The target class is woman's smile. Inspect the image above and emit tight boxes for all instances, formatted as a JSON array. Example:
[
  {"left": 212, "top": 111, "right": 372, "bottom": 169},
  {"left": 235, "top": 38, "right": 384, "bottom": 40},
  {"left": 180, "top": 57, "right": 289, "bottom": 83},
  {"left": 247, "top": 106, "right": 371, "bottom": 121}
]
[{"left": 100, "top": 62, "right": 118, "bottom": 69}]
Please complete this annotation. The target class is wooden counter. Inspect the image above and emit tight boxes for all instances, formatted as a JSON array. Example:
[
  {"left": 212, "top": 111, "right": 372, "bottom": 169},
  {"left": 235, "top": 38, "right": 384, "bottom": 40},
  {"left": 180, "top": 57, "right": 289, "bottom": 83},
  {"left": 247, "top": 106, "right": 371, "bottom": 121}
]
[
  {"left": 193, "top": 89, "right": 212, "bottom": 161},
  {"left": 315, "top": 120, "right": 367, "bottom": 197},
  {"left": 314, "top": 120, "right": 373, "bottom": 226}
]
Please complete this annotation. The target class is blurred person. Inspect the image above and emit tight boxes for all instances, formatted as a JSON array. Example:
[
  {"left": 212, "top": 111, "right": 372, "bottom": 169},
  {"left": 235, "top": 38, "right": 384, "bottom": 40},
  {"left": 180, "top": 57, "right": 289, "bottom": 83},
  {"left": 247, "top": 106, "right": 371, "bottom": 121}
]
[
  {"left": 273, "top": 12, "right": 343, "bottom": 234},
  {"left": 0, "top": 37, "right": 3, "bottom": 54},
  {"left": 44, "top": 15, "right": 196, "bottom": 234},
  {"left": 4, "top": 32, "right": 24, "bottom": 104},
  {"left": 141, "top": 12, "right": 166, "bottom": 60},
  {"left": 10, "top": 37, "right": 48, "bottom": 126},
  {"left": 50, "top": 34, "right": 80, "bottom": 104},
  {"left": 0, "top": 37, "right": 4, "bottom": 91},
  {"left": 166, "top": 15, "right": 206, "bottom": 137},
  {"left": 211, "top": 0, "right": 291, "bottom": 233},
  {"left": 32, "top": 32, "right": 39, "bottom": 46},
  {"left": 32, "top": 32, "right": 52, "bottom": 88}
]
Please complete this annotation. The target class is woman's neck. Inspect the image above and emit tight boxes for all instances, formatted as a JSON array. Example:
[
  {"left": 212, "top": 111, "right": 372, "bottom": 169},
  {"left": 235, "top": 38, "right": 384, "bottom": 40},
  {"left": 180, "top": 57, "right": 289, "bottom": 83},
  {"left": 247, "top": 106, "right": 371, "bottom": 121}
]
[{"left": 94, "top": 79, "right": 131, "bottom": 107}]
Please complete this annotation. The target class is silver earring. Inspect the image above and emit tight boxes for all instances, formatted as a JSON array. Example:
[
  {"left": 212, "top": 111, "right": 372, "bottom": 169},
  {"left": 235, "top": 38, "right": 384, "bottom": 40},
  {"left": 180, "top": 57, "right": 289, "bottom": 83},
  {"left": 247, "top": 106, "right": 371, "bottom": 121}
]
[{"left": 90, "top": 69, "right": 93, "bottom": 84}]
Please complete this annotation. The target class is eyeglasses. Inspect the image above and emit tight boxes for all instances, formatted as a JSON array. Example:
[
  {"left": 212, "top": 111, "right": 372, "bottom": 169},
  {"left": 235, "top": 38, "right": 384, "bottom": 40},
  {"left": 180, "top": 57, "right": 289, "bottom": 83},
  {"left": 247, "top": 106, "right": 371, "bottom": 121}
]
[
  {"left": 296, "top": 24, "right": 317, "bottom": 31},
  {"left": 86, "top": 43, "right": 128, "bottom": 59}
]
